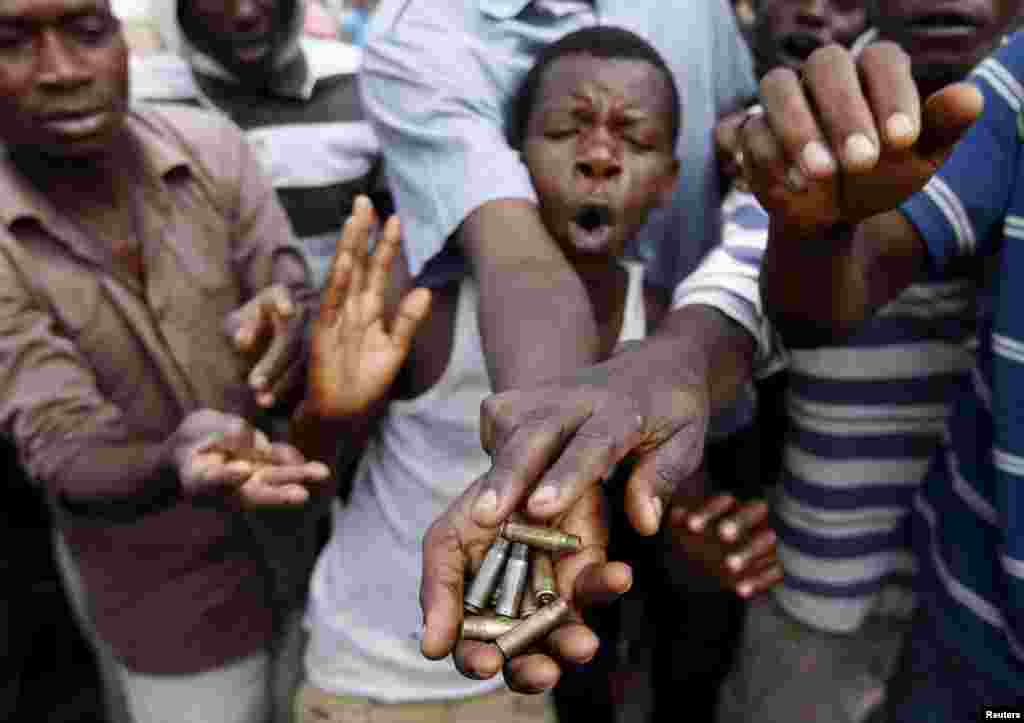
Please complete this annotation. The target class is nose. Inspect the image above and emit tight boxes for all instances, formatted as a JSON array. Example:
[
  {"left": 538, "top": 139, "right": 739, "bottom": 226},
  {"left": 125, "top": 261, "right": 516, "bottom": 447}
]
[
  {"left": 795, "top": 0, "right": 829, "bottom": 30},
  {"left": 37, "top": 30, "right": 91, "bottom": 90},
  {"left": 231, "top": 0, "right": 263, "bottom": 28},
  {"left": 575, "top": 132, "right": 622, "bottom": 182}
]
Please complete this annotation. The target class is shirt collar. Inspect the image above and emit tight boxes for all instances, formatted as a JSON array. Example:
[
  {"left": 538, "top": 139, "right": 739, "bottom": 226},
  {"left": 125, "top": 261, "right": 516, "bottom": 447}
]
[
  {"left": 189, "top": 46, "right": 316, "bottom": 101},
  {"left": 0, "top": 109, "right": 192, "bottom": 232}
]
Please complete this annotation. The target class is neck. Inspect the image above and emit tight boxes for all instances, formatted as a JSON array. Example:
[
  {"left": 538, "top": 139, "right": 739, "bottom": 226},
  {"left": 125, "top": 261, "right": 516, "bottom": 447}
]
[
  {"left": 11, "top": 147, "right": 122, "bottom": 200},
  {"left": 570, "top": 254, "right": 626, "bottom": 323}
]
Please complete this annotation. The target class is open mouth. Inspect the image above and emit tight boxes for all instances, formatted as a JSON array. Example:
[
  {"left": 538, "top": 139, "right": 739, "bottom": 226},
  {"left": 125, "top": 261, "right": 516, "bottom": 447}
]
[
  {"left": 904, "top": 11, "right": 982, "bottom": 39},
  {"left": 233, "top": 37, "right": 272, "bottom": 63},
  {"left": 576, "top": 204, "right": 612, "bottom": 232},
  {"left": 568, "top": 203, "right": 615, "bottom": 252}
]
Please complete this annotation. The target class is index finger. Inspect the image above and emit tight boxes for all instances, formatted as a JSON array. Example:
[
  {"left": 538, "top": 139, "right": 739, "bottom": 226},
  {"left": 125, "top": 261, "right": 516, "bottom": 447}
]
[
  {"left": 420, "top": 512, "right": 475, "bottom": 660},
  {"left": 859, "top": 41, "right": 920, "bottom": 151},
  {"left": 800, "top": 44, "right": 881, "bottom": 173},
  {"left": 472, "top": 394, "right": 592, "bottom": 526}
]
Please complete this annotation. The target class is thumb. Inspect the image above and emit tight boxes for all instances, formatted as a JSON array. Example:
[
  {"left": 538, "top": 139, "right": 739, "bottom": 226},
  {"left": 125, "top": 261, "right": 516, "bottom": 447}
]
[{"left": 917, "top": 82, "right": 984, "bottom": 163}]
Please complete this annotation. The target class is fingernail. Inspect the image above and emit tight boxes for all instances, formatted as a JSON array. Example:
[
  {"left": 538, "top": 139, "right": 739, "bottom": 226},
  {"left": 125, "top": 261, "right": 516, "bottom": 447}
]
[
  {"left": 355, "top": 195, "right": 371, "bottom": 211},
  {"left": 251, "top": 374, "right": 266, "bottom": 389},
  {"left": 472, "top": 489, "right": 498, "bottom": 520},
  {"left": 738, "top": 583, "right": 753, "bottom": 598},
  {"left": 649, "top": 497, "right": 664, "bottom": 529},
  {"left": 801, "top": 141, "right": 835, "bottom": 176},
  {"left": 529, "top": 484, "right": 558, "bottom": 509},
  {"left": 886, "top": 112, "right": 915, "bottom": 144},
  {"left": 726, "top": 554, "right": 744, "bottom": 572},
  {"left": 719, "top": 520, "right": 739, "bottom": 540},
  {"left": 688, "top": 515, "right": 705, "bottom": 533},
  {"left": 844, "top": 133, "right": 877, "bottom": 168},
  {"left": 785, "top": 165, "right": 807, "bottom": 192}
]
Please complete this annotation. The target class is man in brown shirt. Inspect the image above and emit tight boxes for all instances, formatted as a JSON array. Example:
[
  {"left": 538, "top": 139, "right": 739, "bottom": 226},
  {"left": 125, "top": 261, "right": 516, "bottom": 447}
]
[{"left": 0, "top": 1, "right": 329, "bottom": 721}]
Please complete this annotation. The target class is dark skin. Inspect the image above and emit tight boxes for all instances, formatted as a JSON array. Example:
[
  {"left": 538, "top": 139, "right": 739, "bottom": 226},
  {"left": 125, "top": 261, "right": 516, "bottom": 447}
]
[
  {"left": 0, "top": 0, "right": 326, "bottom": 505},
  {"left": 868, "top": 0, "right": 1024, "bottom": 96},
  {"left": 738, "top": 0, "right": 1024, "bottom": 340},
  {"left": 752, "top": 0, "right": 868, "bottom": 76},
  {"left": 738, "top": 42, "right": 982, "bottom": 344},
  {"left": 417, "top": 55, "right": 760, "bottom": 691},
  {"left": 183, "top": 0, "right": 293, "bottom": 86}
]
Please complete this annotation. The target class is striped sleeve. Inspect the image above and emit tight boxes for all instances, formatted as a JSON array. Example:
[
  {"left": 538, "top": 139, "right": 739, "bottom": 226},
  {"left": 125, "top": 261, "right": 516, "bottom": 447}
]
[
  {"left": 900, "top": 44, "right": 1024, "bottom": 268},
  {"left": 672, "top": 188, "right": 786, "bottom": 375}
]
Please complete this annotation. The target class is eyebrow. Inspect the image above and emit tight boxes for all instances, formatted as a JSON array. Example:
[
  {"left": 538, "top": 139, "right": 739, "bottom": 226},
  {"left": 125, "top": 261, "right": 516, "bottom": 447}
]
[{"left": 0, "top": 0, "right": 107, "bottom": 23}]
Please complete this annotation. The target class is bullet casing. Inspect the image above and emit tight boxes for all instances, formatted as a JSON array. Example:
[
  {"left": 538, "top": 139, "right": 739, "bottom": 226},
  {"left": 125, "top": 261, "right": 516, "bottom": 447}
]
[
  {"left": 495, "top": 543, "right": 529, "bottom": 618},
  {"left": 519, "top": 587, "right": 538, "bottom": 618},
  {"left": 531, "top": 550, "right": 558, "bottom": 606},
  {"left": 502, "top": 521, "right": 582, "bottom": 554},
  {"left": 495, "top": 598, "right": 571, "bottom": 659},
  {"left": 464, "top": 538, "right": 511, "bottom": 613},
  {"left": 461, "top": 615, "right": 520, "bottom": 641}
]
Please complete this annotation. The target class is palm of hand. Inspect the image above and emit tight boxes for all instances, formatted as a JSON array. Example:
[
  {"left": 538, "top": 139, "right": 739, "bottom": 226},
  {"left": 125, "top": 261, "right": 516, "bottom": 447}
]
[
  {"left": 303, "top": 198, "right": 430, "bottom": 421},
  {"left": 308, "top": 294, "right": 408, "bottom": 419}
]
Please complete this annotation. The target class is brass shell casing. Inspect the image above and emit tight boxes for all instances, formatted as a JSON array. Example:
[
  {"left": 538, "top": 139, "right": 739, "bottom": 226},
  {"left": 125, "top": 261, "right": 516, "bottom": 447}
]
[
  {"left": 461, "top": 615, "right": 520, "bottom": 641},
  {"left": 494, "top": 598, "right": 571, "bottom": 660},
  {"left": 519, "top": 587, "right": 539, "bottom": 618},
  {"left": 501, "top": 521, "right": 582, "bottom": 554},
  {"left": 531, "top": 550, "right": 558, "bottom": 606}
]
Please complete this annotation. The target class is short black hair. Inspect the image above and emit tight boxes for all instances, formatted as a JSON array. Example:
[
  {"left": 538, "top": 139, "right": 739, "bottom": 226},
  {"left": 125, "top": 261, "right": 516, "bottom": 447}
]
[{"left": 507, "top": 25, "right": 681, "bottom": 150}]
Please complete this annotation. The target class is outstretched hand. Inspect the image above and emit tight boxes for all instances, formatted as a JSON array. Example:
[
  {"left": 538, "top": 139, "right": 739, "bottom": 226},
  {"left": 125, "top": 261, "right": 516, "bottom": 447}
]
[
  {"left": 738, "top": 42, "right": 983, "bottom": 236},
  {"left": 171, "top": 409, "right": 330, "bottom": 507},
  {"left": 417, "top": 311, "right": 748, "bottom": 693},
  {"left": 420, "top": 478, "right": 632, "bottom": 692},
  {"left": 304, "top": 195, "right": 432, "bottom": 420}
]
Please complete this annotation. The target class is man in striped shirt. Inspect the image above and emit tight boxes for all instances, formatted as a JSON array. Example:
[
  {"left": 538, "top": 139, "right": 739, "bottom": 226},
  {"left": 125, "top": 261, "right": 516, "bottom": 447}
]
[
  {"left": 740, "top": 21, "right": 1024, "bottom": 720},
  {"left": 683, "top": 3, "right": 1023, "bottom": 720},
  {"left": 133, "top": 0, "right": 383, "bottom": 287}
]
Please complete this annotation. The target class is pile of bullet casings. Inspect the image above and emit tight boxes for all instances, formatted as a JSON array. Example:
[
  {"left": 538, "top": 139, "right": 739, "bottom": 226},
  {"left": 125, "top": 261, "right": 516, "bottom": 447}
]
[{"left": 461, "top": 521, "right": 581, "bottom": 661}]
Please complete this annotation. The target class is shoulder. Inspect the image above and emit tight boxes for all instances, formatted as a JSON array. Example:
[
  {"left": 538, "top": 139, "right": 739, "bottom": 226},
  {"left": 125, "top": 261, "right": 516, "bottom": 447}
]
[
  {"left": 971, "top": 33, "right": 1024, "bottom": 115},
  {"left": 131, "top": 102, "right": 246, "bottom": 159},
  {"left": 129, "top": 104, "right": 251, "bottom": 208}
]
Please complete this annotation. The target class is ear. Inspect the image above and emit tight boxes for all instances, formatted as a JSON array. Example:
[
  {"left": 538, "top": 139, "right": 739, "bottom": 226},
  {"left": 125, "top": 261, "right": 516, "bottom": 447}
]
[{"left": 655, "top": 158, "right": 681, "bottom": 208}]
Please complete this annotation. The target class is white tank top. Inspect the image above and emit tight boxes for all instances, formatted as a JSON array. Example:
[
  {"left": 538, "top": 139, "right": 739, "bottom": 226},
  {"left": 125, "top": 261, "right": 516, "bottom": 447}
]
[{"left": 305, "top": 262, "right": 646, "bottom": 702}]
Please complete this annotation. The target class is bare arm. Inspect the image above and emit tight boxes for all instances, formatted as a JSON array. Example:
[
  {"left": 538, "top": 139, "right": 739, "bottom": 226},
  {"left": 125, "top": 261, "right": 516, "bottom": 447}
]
[
  {"left": 761, "top": 209, "right": 927, "bottom": 346},
  {"left": 460, "top": 199, "right": 600, "bottom": 391},
  {"left": 737, "top": 43, "right": 983, "bottom": 346}
]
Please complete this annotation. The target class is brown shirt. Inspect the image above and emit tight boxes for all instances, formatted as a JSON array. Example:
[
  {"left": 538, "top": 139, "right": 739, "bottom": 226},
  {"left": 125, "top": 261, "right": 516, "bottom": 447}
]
[{"left": 0, "top": 104, "right": 312, "bottom": 674}]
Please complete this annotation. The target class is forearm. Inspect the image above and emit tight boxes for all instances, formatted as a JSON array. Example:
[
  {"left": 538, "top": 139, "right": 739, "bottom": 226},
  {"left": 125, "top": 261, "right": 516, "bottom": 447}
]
[
  {"left": 761, "top": 210, "right": 926, "bottom": 348},
  {"left": 289, "top": 400, "right": 378, "bottom": 495},
  {"left": 36, "top": 434, "right": 181, "bottom": 520},
  {"left": 651, "top": 305, "right": 756, "bottom": 416},
  {"left": 463, "top": 201, "right": 600, "bottom": 390}
]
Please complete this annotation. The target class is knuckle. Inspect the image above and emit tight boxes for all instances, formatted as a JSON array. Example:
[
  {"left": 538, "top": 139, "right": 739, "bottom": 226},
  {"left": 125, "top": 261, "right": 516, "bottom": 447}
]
[
  {"left": 761, "top": 66, "right": 798, "bottom": 97},
  {"left": 861, "top": 40, "right": 908, "bottom": 68},
  {"left": 806, "top": 42, "right": 847, "bottom": 71}
]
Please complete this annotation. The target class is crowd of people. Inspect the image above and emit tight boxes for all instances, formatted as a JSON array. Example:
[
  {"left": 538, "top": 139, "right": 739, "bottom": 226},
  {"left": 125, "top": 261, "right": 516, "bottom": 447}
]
[{"left": 3, "top": 1, "right": 1024, "bottom": 722}]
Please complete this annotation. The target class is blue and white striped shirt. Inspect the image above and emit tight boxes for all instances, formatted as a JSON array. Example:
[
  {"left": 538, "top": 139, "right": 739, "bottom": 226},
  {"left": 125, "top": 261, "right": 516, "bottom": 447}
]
[
  {"left": 676, "top": 187, "right": 975, "bottom": 633},
  {"left": 900, "top": 34, "right": 1024, "bottom": 688}
]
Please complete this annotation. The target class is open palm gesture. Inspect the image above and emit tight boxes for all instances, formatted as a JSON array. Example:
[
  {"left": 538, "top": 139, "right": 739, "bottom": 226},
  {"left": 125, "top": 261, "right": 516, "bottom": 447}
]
[{"left": 305, "top": 196, "right": 432, "bottom": 420}]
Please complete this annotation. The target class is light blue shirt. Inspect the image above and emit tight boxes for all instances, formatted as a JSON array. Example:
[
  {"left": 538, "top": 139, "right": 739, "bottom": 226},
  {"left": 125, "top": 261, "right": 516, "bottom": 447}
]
[{"left": 360, "top": 0, "right": 756, "bottom": 289}]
